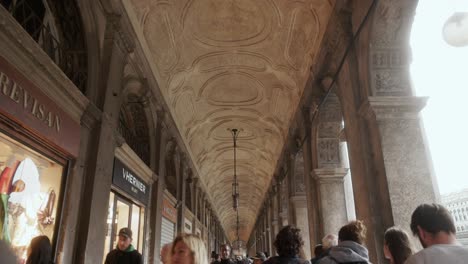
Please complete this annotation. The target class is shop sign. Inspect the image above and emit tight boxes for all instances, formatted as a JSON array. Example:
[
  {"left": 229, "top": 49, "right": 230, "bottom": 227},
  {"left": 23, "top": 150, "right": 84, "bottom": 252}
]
[
  {"left": 112, "top": 158, "right": 149, "bottom": 205},
  {"left": 0, "top": 56, "right": 80, "bottom": 156},
  {"left": 162, "top": 197, "right": 177, "bottom": 223}
]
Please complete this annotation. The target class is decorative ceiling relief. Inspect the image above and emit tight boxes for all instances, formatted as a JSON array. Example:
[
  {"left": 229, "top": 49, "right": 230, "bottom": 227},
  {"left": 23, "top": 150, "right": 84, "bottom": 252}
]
[
  {"left": 182, "top": 0, "right": 277, "bottom": 47},
  {"left": 128, "top": 0, "right": 335, "bottom": 241}
]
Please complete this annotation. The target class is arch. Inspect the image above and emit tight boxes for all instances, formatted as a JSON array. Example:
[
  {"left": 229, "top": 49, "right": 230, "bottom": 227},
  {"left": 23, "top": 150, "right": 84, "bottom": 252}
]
[
  {"left": 367, "top": 0, "right": 418, "bottom": 96},
  {"left": 2, "top": 0, "right": 89, "bottom": 93},
  {"left": 75, "top": 0, "right": 101, "bottom": 99},
  {"left": 118, "top": 98, "right": 151, "bottom": 166}
]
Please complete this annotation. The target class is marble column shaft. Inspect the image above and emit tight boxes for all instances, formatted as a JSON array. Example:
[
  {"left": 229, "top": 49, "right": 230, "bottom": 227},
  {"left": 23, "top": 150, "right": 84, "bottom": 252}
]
[
  {"left": 77, "top": 22, "right": 128, "bottom": 264},
  {"left": 367, "top": 96, "right": 437, "bottom": 233},
  {"left": 314, "top": 168, "right": 349, "bottom": 236},
  {"left": 148, "top": 121, "right": 169, "bottom": 263}
]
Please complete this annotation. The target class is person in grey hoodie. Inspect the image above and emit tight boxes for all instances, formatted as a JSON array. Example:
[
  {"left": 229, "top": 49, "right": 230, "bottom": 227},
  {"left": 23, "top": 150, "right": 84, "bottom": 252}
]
[{"left": 317, "top": 220, "right": 371, "bottom": 264}]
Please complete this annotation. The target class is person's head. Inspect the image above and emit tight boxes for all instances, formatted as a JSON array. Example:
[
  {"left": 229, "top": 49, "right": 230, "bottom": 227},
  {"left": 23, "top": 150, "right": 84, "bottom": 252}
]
[
  {"left": 172, "top": 234, "right": 208, "bottom": 264},
  {"left": 313, "top": 244, "right": 324, "bottom": 258},
  {"left": 161, "top": 243, "right": 173, "bottom": 264},
  {"left": 220, "top": 244, "right": 231, "bottom": 259},
  {"left": 338, "top": 220, "right": 367, "bottom": 245},
  {"left": 26, "top": 235, "right": 52, "bottom": 264},
  {"left": 410, "top": 203, "right": 456, "bottom": 248},
  {"left": 252, "top": 251, "right": 266, "bottom": 264},
  {"left": 383, "top": 227, "right": 413, "bottom": 264},
  {"left": 117, "top": 227, "right": 133, "bottom": 251},
  {"left": 273, "top": 225, "right": 304, "bottom": 257},
  {"left": 321, "top": 234, "right": 338, "bottom": 250}
]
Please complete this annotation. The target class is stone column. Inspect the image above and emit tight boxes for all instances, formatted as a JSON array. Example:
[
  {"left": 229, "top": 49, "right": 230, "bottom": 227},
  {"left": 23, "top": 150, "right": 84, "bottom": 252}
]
[
  {"left": 277, "top": 168, "right": 289, "bottom": 227},
  {"left": 201, "top": 196, "right": 206, "bottom": 227},
  {"left": 176, "top": 152, "right": 187, "bottom": 234},
  {"left": 192, "top": 179, "right": 199, "bottom": 233},
  {"left": 314, "top": 168, "right": 349, "bottom": 236},
  {"left": 366, "top": 96, "right": 437, "bottom": 229},
  {"left": 302, "top": 107, "right": 322, "bottom": 249},
  {"left": 271, "top": 182, "right": 280, "bottom": 243},
  {"left": 268, "top": 193, "right": 276, "bottom": 255},
  {"left": 75, "top": 14, "right": 131, "bottom": 264},
  {"left": 314, "top": 94, "right": 352, "bottom": 237},
  {"left": 148, "top": 119, "right": 169, "bottom": 263},
  {"left": 288, "top": 151, "right": 311, "bottom": 259}
]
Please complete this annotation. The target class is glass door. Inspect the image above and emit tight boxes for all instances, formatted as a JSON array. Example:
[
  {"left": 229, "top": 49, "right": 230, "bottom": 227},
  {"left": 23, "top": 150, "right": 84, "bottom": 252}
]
[{"left": 103, "top": 191, "right": 145, "bottom": 261}]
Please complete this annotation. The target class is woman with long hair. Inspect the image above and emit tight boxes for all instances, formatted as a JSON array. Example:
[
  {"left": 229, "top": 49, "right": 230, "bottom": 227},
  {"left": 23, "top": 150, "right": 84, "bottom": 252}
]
[
  {"left": 172, "top": 233, "right": 209, "bottom": 264},
  {"left": 384, "top": 227, "right": 413, "bottom": 264},
  {"left": 26, "top": 235, "right": 53, "bottom": 264}
]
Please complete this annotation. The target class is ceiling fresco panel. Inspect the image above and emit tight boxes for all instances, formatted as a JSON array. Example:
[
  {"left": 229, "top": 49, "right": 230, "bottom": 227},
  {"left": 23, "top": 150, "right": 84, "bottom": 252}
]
[{"left": 128, "top": 0, "right": 335, "bottom": 242}]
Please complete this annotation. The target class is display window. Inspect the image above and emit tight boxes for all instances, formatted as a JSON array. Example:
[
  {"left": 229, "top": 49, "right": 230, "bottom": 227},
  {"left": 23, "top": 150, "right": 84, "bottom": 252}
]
[
  {"left": 0, "top": 131, "right": 65, "bottom": 262},
  {"left": 103, "top": 191, "right": 145, "bottom": 260}
]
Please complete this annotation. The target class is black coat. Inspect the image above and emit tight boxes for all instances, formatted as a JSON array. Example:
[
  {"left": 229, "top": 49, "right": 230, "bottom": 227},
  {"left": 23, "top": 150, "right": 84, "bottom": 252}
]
[{"left": 104, "top": 248, "right": 143, "bottom": 264}]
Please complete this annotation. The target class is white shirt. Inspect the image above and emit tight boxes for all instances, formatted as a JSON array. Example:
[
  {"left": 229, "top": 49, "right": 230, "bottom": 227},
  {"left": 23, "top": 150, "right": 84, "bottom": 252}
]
[{"left": 405, "top": 244, "right": 468, "bottom": 264}]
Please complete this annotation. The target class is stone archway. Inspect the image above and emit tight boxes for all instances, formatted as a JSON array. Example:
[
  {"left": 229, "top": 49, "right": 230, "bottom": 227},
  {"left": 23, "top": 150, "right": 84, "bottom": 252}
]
[{"left": 367, "top": 0, "right": 438, "bottom": 229}]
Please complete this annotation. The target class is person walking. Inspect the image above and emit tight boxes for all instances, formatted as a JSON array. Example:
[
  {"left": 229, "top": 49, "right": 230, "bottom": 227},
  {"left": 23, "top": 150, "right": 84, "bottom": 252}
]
[
  {"left": 405, "top": 203, "right": 468, "bottom": 264},
  {"left": 317, "top": 220, "right": 371, "bottom": 264},
  {"left": 26, "top": 235, "right": 53, "bottom": 264},
  {"left": 383, "top": 227, "right": 413, "bottom": 264},
  {"left": 263, "top": 225, "right": 310, "bottom": 264},
  {"left": 104, "top": 227, "right": 143, "bottom": 264}
]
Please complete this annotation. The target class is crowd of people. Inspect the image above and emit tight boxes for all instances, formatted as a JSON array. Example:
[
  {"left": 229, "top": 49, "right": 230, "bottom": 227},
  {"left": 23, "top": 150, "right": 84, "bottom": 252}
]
[{"left": 1, "top": 203, "right": 467, "bottom": 263}]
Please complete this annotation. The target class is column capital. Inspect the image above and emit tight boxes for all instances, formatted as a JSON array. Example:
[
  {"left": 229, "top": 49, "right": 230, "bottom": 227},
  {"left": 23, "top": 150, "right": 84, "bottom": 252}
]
[
  {"left": 360, "top": 96, "right": 428, "bottom": 120},
  {"left": 314, "top": 168, "right": 348, "bottom": 183}
]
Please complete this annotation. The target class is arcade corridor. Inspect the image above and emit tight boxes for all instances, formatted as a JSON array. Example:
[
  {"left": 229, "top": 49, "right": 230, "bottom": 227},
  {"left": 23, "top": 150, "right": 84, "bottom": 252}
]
[{"left": 0, "top": 0, "right": 446, "bottom": 263}]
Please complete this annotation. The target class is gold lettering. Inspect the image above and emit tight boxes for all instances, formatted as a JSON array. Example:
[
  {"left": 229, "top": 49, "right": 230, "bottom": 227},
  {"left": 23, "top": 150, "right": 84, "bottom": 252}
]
[
  {"left": 45, "top": 111, "right": 53, "bottom": 127},
  {"left": 1, "top": 71, "right": 62, "bottom": 134},
  {"left": 54, "top": 115, "right": 60, "bottom": 132},
  {"left": 0, "top": 72, "right": 11, "bottom": 95},
  {"left": 23, "top": 89, "right": 31, "bottom": 109},
  {"left": 36, "top": 104, "right": 45, "bottom": 121},
  {"left": 9, "top": 82, "right": 21, "bottom": 103},
  {"left": 31, "top": 99, "right": 38, "bottom": 116}
]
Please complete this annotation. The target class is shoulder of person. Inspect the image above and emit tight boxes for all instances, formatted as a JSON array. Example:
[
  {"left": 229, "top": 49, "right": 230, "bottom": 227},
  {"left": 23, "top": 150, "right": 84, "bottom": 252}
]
[{"left": 316, "top": 256, "right": 336, "bottom": 264}]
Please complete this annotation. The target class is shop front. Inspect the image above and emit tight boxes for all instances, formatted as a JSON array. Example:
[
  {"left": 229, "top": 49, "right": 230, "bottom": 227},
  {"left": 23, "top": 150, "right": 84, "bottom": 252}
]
[
  {"left": 0, "top": 56, "right": 80, "bottom": 262},
  {"left": 161, "top": 194, "right": 177, "bottom": 246},
  {"left": 103, "top": 157, "right": 150, "bottom": 259}
]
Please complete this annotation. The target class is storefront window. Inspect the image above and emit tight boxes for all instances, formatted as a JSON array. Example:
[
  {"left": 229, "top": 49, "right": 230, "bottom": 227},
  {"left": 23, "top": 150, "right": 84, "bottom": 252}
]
[{"left": 0, "top": 132, "right": 64, "bottom": 261}]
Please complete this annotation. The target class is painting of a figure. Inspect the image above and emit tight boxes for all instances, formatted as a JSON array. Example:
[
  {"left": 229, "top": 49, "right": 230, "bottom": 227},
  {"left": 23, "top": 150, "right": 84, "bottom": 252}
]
[{"left": 0, "top": 132, "right": 63, "bottom": 262}]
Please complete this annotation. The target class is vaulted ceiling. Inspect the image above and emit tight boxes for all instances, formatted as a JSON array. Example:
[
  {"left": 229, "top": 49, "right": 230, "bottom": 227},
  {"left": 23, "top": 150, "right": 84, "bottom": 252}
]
[{"left": 128, "top": 0, "right": 335, "bottom": 242}]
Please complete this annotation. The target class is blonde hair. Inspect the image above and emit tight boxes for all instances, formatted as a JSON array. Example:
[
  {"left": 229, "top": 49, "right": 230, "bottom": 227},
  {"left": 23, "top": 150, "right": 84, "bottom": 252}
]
[
  {"left": 172, "top": 234, "right": 208, "bottom": 264},
  {"left": 322, "top": 234, "right": 338, "bottom": 249}
]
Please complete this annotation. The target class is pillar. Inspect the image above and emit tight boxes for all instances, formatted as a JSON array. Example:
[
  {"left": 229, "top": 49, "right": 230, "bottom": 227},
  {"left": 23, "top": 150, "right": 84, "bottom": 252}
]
[
  {"left": 148, "top": 118, "right": 169, "bottom": 263},
  {"left": 288, "top": 150, "right": 311, "bottom": 259},
  {"left": 302, "top": 107, "right": 322, "bottom": 250},
  {"left": 192, "top": 178, "right": 199, "bottom": 233},
  {"left": 271, "top": 182, "right": 280, "bottom": 245},
  {"left": 365, "top": 96, "right": 438, "bottom": 231},
  {"left": 176, "top": 152, "right": 187, "bottom": 234},
  {"left": 314, "top": 168, "right": 349, "bottom": 236},
  {"left": 75, "top": 14, "right": 130, "bottom": 264}
]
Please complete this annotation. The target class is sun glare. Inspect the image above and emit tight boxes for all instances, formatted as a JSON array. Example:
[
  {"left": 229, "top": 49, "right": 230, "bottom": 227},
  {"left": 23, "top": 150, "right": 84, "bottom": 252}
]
[{"left": 410, "top": 0, "right": 468, "bottom": 195}]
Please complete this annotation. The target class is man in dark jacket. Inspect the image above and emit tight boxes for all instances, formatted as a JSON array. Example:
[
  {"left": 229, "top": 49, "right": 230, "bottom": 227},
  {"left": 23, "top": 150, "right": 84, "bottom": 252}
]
[
  {"left": 105, "top": 227, "right": 143, "bottom": 264},
  {"left": 214, "top": 244, "right": 235, "bottom": 264}
]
